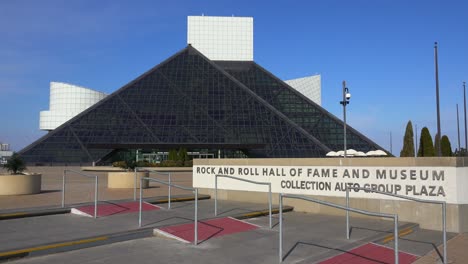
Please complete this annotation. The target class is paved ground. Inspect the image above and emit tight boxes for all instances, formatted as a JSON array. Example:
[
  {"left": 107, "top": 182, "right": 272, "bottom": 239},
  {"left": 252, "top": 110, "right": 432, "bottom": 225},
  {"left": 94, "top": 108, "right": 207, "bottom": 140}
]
[
  {"left": 0, "top": 166, "right": 466, "bottom": 263},
  {"left": 3, "top": 211, "right": 428, "bottom": 264},
  {"left": 0, "top": 166, "right": 192, "bottom": 210}
]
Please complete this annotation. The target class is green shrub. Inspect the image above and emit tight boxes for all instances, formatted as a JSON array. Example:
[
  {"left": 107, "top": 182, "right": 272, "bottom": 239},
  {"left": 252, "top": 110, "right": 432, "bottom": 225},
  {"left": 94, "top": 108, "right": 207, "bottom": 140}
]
[
  {"left": 441, "top": 135, "right": 452, "bottom": 157},
  {"left": 400, "top": 121, "right": 415, "bottom": 157},
  {"left": 184, "top": 160, "right": 193, "bottom": 167},
  {"left": 112, "top": 161, "right": 127, "bottom": 168},
  {"left": 417, "top": 127, "right": 435, "bottom": 157},
  {"left": 3, "top": 153, "right": 26, "bottom": 174}
]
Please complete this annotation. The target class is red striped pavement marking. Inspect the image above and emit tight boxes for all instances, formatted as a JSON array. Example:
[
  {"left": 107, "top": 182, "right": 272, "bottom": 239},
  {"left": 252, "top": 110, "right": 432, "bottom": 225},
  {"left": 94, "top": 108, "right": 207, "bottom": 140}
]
[
  {"left": 72, "top": 201, "right": 160, "bottom": 217},
  {"left": 156, "top": 217, "right": 259, "bottom": 243},
  {"left": 319, "top": 243, "right": 418, "bottom": 264}
]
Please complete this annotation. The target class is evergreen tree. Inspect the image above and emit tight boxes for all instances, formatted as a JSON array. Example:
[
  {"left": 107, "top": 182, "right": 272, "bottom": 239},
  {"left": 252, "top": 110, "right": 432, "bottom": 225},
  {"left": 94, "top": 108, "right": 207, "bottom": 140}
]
[
  {"left": 400, "top": 120, "right": 415, "bottom": 157},
  {"left": 434, "top": 133, "right": 441, "bottom": 156},
  {"left": 417, "top": 127, "right": 435, "bottom": 157},
  {"left": 178, "top": 148, "right": 189, "bottom": 162},
  {"left": 441, "top": 135, "right": 452, "bottom": 157},
  {"left": 168, "top": 149, "right": 178, "bottom": 161}
]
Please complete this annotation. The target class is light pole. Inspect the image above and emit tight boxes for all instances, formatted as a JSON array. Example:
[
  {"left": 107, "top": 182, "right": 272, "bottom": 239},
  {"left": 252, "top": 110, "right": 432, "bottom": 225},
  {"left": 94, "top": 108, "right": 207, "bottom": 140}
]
[
  {"left": 464, "top": 81, "right": 467, "bottom": 155},
  {"left": 340, "top": 81, "right": 351, "bottom": 158},
  {"left": 457, "top": 104, "right": 461, "bottom": 156},
  {"left": 434, "top": 42, "right": 442, "bottom": 157},
  {"left": 415, "top": 124, "right": 418, "bottom": 157}
]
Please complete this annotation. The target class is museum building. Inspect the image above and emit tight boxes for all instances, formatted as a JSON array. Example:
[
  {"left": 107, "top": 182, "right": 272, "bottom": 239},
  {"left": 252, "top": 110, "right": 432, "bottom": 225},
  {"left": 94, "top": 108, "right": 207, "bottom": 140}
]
[{"left": 19, "top": 16, "right": 386, "bottom": 165}]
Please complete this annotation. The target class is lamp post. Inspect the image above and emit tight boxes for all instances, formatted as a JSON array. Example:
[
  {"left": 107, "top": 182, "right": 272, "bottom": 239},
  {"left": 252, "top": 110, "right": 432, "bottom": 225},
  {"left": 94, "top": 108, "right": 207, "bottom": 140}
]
[
  {"left": 340, "top": 81, "right": 351, "bottom": 158},
  {"left": 457, "top": 104, "right": 461, "bottom": 156},
  {"left": 434, "top": 42, "right": 441, "bottom": 157},
  {"left": 464, "top": 81, "right": 467, "bottom": 155}
]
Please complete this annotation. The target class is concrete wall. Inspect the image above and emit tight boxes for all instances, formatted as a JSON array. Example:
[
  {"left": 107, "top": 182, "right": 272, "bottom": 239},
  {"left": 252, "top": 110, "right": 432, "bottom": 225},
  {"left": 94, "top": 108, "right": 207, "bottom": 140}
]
[{"left": 194, "top": 157, "right": 468, "bottom": 232}]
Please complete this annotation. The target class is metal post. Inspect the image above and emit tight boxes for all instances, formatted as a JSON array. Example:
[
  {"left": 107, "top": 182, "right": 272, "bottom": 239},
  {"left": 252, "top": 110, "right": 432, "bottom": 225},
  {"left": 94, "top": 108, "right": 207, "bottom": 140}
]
[
  {"left": 268, "top": 184, "right": 272, "bottom": 229},
  {"left": 134, "top": 168, "right": 137, "bottom": 201},
  {"left": 62, "top": 170, "right": 66, "bottom": 208},
  {"left": 279, "top": 194, "right": 283, "bottom": 263},
  {"left": 214, "top": 176, "right": 218, "bottom": 216},
  {"left": 194, "top": 189, "right": 198, "bottom": 246},
  {"left": 443, "top": 202, "right": 447, "bottom": 264},
  {"left": 346, "top": 186, "right": 350, "bottom": 239},
  {"left": 457, "top": 104, "right": 461, "bottom": 156},
  {"left": 343, "top": 81, "right": 347, "bottom": 158},
  {"left": 394, "top": 215, "right": 399, "bottom": 264},
  {"left": 415, "top": 124, "right": 418, "bottom": 157},
  {"left": 434, "top": 42, "right": 442, "bottom": 157},
  {"left": 94, "top": 176, "right": 98, "bottom": 218},
  {"left": 464, "top": 81, "right": 467, "bottom": 154},
  {"left": 390, "top": 131, "right": 393, "bottom": 155},
  {"left": 168, "top": 173, "right": 171, "bottom": 209},
  {"left": 139, "top": 178, "right": 143, "bottom": 227}
]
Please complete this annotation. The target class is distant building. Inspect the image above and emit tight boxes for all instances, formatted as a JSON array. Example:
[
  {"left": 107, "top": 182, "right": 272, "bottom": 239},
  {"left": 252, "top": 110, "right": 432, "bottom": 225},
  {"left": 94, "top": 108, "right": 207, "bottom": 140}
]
[
  {"left": 0, "top": 143, "right": 13, "bottom": 165},
  {"left": 39, "top": 82, "right": 107, "bottom": 131}
]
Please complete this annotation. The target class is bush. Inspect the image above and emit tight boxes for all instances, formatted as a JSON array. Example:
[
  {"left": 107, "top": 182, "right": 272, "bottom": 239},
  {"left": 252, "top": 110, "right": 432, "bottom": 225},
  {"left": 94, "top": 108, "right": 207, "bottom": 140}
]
[
  {"left": 112, "top": 161, "right": 127, "bottom": 168},
  {"left": 3, "top": 153, "right": 27, "bottom": 174},
  {"left": 400, "top": 120, "right": 415, "bottom": 157},
  {"left": 441, "top": 135, "right": 452, "bottom": 157},
  {"left": 417, "top": 127, "right": 435, "bottom": 157},
  {"left": 184, "top": 160, "right": 193, "bottom": 167}
]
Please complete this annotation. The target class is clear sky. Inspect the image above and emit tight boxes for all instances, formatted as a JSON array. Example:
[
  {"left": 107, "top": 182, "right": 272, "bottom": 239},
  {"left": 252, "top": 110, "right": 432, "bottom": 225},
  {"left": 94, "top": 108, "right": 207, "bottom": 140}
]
[{"left": 1, "top": 0, "right": 467, "bottom": 156}]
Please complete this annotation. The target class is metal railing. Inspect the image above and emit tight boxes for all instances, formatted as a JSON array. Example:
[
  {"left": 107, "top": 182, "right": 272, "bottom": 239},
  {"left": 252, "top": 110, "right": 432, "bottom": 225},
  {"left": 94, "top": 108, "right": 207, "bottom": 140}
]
[
  {"left": 215, "top": 174, "right": 272, "bottom": 229},
  {"left": 138, "top": 177, "right": 199, "bottom": 245},
  {"left": 346, "top": 186, "right": 447, "bottom": 264},
  {"left": 62, "top": 169, "right": 99, "bottom": 218},
  {"left": 134, "top": 168, "right": 172, "bottom": 208},
  {"left": 279, "top": 193, "right": 399, "bottom": 264}
]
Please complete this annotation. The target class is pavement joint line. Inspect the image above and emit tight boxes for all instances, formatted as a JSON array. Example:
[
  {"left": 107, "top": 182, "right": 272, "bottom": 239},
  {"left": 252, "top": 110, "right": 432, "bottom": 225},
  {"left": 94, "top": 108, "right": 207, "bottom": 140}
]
[{"left": 0, "top": 236, "right": 108, "bottom": 258}]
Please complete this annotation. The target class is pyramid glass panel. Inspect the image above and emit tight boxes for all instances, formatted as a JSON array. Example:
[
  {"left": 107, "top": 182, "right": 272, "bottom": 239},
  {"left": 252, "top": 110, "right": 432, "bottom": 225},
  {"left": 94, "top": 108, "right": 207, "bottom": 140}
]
[
  {"left": 20, "top": 46, "right": 343, "bottom": 165},
  {"left": 216, "top": 61, "right": 384, "bottom": 152}
]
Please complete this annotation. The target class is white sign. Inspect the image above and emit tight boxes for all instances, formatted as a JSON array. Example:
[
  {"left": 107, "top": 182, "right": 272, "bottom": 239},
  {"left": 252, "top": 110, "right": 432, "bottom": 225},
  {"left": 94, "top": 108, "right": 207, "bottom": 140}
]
[{"left": 193, "top": 165, "right": 468, "bottom": 204}]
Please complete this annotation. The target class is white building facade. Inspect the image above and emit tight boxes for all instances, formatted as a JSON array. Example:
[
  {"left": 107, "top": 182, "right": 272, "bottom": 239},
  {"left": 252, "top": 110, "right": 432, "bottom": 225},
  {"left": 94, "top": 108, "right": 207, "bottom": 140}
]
[
  {"left": 39, "top": 82, "right": 107, "bottom": 131},
  {"left": 188, "top": 16, "right": 253, "bottom": 61},
  {"left": 285, "top": 75, "right": 321, "bottom": 105}
]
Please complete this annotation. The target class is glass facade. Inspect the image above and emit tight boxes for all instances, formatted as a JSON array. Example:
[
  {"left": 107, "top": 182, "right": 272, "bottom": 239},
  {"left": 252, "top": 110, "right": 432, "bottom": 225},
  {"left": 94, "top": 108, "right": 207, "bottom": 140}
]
[{"left": 20, "top": 46, "right": 385, "bottom": 165}]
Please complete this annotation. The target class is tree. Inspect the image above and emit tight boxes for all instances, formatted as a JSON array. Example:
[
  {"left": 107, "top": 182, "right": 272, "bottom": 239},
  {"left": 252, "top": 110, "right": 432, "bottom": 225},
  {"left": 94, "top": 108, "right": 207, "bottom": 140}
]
[
  {"left": 400, "top": 120, "right": 415, "bottom": 157},
  {"left": 441, "top": 135, "right": 452, "bottom": 157},
  {"left": 168, "top": 149, "right": 178, "bottom": 161},
  {"left": 417, "top": 127, "right": 435, "bottom": 157},
  {"left": 434, "top": 133, "right": 441, "bottom": 156},
  {"left": 178, "top": 148, "right": 189, "bottom": 162},
  {"left": 3, "top": 153, "right": 26, "bottom": 174}
]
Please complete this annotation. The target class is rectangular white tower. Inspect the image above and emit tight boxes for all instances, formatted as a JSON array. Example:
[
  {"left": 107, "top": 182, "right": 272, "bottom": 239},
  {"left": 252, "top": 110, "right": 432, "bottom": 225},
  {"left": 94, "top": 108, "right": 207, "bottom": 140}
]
[{"left": 187, "top": 16, "right": 253, "bottom": 61}]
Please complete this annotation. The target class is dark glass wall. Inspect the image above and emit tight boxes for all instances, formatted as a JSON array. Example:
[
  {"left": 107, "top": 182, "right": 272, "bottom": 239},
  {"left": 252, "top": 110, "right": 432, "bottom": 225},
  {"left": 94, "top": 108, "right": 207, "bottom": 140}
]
[{"left": 20, "top": 46, "right": 341, "bottom": 165}]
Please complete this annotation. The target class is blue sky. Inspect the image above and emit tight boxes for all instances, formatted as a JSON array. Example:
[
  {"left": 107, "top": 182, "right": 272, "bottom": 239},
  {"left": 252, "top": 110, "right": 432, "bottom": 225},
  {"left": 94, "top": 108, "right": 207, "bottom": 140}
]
[{"left": 1, "top": 0, "right": 467, "bottom": 155}]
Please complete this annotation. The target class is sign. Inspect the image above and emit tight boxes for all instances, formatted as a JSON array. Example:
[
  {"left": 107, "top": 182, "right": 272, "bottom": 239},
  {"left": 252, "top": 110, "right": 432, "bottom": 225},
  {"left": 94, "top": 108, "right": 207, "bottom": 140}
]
[{"left": 193, "top": 165, "right": 468, "bottom": 204}]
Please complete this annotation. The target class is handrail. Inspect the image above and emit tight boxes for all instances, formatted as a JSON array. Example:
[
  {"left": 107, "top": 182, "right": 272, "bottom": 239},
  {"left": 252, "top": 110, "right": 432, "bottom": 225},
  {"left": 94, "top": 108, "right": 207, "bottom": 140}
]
[
  {"left": 215, "top": 174, "right": 272, "bottom": 229},
  {"left": 138, "top": 177, "right": 198, "bottom": 246},
  {"left": 346, "top": 186, "right": 447, "bottom": 264},
  {"left": 279, "top": 193, "right": 399, "bottom": 264},
  {"left": 62, "top": 169, "right": 99, "bottom": 218},
  {"left": 135, "top": 168, "right": 172, "bottom": 208}
]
